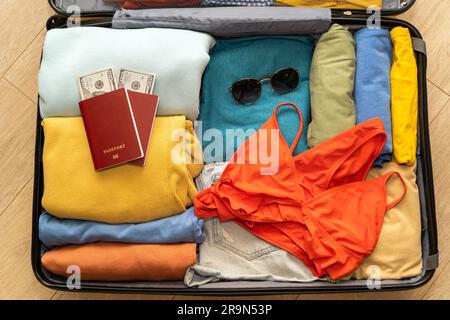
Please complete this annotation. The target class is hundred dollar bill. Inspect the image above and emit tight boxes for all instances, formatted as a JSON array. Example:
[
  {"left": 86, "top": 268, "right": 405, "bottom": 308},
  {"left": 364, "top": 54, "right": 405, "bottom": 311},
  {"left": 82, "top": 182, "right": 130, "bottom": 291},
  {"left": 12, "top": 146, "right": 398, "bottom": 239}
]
[
  {"left": 78, "top": 68, "right": 117, "bottom": 100},
  {"left": 118, "top": 69, "right": 156, "bottom": 95}
]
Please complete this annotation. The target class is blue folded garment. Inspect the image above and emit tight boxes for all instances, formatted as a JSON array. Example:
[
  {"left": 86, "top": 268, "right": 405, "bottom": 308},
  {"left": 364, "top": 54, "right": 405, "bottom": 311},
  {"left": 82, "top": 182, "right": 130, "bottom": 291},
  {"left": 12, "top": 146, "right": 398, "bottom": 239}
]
[
  {"left": 199, "top": 36, "right": 314, "bottom": 163},
  {"left": 354, "top": 28, "right": 393, "bottom": 166},
  {"left": 39, "top": 208, "right": 204, "bottom": 247}
]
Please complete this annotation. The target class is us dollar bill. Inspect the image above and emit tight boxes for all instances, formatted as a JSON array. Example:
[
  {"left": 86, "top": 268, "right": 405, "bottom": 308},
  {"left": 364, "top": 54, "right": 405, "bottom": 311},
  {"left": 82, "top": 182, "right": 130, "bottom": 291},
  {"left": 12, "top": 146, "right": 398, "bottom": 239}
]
[
  {"left": 118, "top": 69, "right": 156, "bottom": 95},
  {"left": 78, "top": 68, "right": 117, "bottom": 100}
]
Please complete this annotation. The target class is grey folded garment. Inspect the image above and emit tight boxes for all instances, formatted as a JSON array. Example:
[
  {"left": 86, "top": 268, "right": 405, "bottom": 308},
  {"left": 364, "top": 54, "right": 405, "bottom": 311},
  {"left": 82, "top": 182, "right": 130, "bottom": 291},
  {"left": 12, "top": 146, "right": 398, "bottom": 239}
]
[{"left": 112, "top": 7, "right": 331, "bottom": 36}]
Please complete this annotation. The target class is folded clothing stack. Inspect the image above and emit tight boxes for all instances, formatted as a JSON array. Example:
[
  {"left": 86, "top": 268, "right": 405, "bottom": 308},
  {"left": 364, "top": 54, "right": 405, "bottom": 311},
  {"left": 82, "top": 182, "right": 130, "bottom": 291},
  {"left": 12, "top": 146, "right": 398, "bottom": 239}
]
[
  {"left": 40, "top": 116, "right": 204, "bottom": 281},
  {"left": 189, "top": 24, "right": 423, "bottom": 286},
  {"left": 37, "top": 23, "right": 423, "bottom": 285},
  {"left": 308, "top": 25, "right": 418, "bottom": 170},
  {"left": 42, "top": 117, "right": 202, "bottom": 224},
  {"left": 38, "top": 27, "right": 215, "bottom": 281}
]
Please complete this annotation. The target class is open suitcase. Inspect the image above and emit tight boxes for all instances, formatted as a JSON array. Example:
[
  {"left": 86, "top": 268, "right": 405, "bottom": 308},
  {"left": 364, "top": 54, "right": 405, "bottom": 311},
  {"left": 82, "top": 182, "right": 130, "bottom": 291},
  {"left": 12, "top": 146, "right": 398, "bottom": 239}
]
[{"left": 32, "top": 0, "right": 439, "bottom": 295}]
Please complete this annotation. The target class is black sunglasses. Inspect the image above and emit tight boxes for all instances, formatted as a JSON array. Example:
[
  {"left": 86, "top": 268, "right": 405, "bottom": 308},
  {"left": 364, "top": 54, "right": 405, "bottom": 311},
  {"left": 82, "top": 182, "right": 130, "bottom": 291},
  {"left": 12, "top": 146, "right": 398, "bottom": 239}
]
[{"left": 230, "top": 68, "right": 300, "bottom": 104}]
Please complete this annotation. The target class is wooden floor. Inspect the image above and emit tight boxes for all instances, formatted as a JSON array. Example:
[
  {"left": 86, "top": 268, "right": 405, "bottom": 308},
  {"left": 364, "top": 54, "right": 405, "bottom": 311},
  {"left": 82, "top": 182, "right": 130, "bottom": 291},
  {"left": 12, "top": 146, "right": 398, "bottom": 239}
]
[{"left": 0, "top": 0, "right": 448, "bottom": 300}]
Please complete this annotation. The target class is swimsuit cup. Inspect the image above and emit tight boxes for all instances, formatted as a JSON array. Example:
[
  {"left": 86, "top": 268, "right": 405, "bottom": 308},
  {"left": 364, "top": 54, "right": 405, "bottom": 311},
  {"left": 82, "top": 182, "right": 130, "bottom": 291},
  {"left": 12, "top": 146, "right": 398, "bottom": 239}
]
[{"left": 195, "top": 102, "right": 407, "bottom": 280}]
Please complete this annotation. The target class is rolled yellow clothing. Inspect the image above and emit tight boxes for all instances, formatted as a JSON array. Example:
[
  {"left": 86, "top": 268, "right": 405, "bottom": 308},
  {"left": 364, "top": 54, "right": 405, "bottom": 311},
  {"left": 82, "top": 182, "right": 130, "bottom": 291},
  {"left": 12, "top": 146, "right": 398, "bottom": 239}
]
[
  {"left": 391, "top": 27, "right": 418, "bottom": 166},
  {"left": 41, "top": 242, "right": 197, "bottom": 281},
  {"left": 276, "top": 0, "right": 382, "bottom": 9},
  {"left": 42, "top": 116, "right": 203, "bottom": 224},
  {"left": 354, "top": 162, "right": 423, "bottom": 280}
]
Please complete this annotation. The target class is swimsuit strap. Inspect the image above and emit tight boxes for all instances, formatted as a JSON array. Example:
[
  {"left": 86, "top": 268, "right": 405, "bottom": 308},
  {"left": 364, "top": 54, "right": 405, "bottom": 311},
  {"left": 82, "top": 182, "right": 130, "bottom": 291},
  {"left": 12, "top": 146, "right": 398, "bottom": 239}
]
[
  {"left": 381, "top": 171, "right": 408, "bottom": 210},
  {"left": 273, "top": 102, "right": 304, "bottom": 154}
]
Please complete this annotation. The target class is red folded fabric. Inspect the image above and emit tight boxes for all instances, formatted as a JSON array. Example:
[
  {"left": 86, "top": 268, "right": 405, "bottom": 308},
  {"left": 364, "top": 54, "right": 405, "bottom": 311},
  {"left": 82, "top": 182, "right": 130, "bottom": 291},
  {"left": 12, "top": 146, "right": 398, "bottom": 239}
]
[{"left": 104, "top": 0, "right": 202, "bottom": 9}]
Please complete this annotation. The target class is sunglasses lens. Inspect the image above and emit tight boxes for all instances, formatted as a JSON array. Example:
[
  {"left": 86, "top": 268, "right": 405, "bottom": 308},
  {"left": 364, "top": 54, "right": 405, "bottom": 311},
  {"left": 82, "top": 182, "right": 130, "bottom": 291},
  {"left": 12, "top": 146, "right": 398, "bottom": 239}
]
[
  {"left": 231, "top": 79, "right": 261, "bottom": 104},
  {"left": 271, "top": 68, "right": 299, "bottom": 94}
]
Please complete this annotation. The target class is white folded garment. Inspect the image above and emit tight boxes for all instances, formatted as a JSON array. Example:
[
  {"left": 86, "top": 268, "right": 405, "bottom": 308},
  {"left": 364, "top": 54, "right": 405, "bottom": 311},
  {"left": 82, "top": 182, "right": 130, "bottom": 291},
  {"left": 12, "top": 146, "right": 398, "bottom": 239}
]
[{"left": 38, "top": 27, "right": 215, "bottom": 120}]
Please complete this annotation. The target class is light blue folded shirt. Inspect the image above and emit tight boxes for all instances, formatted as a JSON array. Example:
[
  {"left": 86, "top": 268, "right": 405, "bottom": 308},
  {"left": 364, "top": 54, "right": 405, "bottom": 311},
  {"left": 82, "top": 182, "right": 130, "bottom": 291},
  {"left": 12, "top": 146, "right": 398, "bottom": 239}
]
[
  {"left": 199, "top": 36, "right": 314, "bottom": 163},
  {"left": 38, "top": 27, "right": 215, "bottom": 120},
  {"left": 39, "top": 208, "right": 205, "bottom": 247},
  {"left": 354, "top": 28, "right": 393, "bottom": 166}
]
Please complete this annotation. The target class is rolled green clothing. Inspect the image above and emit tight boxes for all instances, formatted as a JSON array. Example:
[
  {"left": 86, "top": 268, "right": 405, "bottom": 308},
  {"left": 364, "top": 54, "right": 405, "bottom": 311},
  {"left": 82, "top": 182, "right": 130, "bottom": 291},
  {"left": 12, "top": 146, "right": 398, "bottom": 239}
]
[{"left": 307, "top": 24, "right": 356, "bottom": 148}]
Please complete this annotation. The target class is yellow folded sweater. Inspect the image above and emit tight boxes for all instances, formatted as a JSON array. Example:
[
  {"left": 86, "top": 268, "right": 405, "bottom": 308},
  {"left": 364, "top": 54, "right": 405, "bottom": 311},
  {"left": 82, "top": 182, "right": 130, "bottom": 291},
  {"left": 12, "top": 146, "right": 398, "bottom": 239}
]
[
  {"left": 42, "top": 116, "right": 203, "bottom": 224},
  {"left": 276, "top": 0, "right": 382, "bottom": 9}
]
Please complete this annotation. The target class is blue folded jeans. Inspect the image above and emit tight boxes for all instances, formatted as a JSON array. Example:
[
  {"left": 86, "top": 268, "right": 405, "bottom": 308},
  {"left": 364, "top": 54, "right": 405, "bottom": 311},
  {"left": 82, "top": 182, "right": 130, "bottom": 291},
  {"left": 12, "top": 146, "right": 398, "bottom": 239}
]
[{"left": 39, "top": 208, "right": 204, "bottom": 247}]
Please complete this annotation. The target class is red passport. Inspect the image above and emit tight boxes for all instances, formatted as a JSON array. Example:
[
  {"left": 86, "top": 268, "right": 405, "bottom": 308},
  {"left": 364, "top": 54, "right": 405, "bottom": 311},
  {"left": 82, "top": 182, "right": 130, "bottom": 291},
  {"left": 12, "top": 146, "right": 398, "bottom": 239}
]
[
  {"left": 79, "top": 88, "right": 143, "bottom": 171},
  {"left": 127, "top": 91, "right": 159, "bottom": 167}
]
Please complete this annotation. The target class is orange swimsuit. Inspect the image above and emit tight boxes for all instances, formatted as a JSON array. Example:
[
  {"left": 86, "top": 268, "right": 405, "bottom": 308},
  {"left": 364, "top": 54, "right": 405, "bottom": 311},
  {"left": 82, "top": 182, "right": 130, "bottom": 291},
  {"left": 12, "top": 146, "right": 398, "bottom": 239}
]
[{"left": 195, "top": 103, "right": 407, "bottom": 280}]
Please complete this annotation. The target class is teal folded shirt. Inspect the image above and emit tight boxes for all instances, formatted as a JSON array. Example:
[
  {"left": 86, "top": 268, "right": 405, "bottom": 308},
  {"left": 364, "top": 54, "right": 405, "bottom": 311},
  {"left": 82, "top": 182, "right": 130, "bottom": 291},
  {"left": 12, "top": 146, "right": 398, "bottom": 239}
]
[{"left": 199, "top": 36, "right": 314, "bottom": 162}]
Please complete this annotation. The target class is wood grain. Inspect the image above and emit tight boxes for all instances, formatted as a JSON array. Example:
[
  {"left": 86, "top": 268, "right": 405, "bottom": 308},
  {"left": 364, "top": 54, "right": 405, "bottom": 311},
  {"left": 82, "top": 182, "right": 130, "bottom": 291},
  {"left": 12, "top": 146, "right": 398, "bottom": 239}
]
[
  {"left": 400, "top": 0, "right": 450, "bottom": 95},
  {"left": 0, "top": 180, "right": 55, "bottom": 300},
  {"left": 5, "top": 28, "right": 47, "bottom": 102},
  {"left": 0, "top": 0, "right": 53, "bottom": 77},
  {"left": 427, "top": 81, "right": 449, "bottom": 123},
  {"left": 422, "top": 261, "right": 450, "bottom": 300},
  {"left": 428, "top": 99, "right": 450, "bottom": 268},
  {"left": 0, "top": 78, "right": 36, "bottom": 214}
]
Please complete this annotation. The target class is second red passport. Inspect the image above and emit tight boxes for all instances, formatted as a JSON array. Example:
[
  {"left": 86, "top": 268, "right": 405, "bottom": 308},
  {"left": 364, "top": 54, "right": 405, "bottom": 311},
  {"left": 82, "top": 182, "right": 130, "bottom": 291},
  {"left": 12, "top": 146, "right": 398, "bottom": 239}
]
[
  {"left": 127, "top": 91, "right": 159, "bottom": 167},
  {"left": 80, "top": 89, "right": 159, "bottom": 171},
  {"left": 80, "top": 88, "right": 143, "bottom": 171}
]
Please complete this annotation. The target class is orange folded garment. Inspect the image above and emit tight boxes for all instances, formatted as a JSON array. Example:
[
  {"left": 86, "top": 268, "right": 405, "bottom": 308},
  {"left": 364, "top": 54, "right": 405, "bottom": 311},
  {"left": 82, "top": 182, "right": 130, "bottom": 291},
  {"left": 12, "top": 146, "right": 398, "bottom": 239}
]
[
  {"left": 41, "top": 243, "right": 196, "bottom": 281},
  {"left": 276, "top": 0, "right": 382, "bottom": 9}
]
